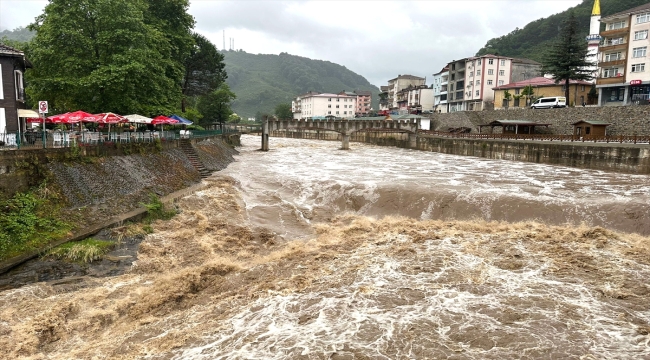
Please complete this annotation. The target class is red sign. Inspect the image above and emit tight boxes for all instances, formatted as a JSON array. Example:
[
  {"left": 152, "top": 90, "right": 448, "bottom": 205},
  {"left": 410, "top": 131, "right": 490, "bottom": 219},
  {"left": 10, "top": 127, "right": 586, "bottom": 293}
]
[
  {"left": 38, "top": 101, "right": 48, "bottom": 114},
  {"left": 630, "top": 80, "right": 643, "bottom": 86}
]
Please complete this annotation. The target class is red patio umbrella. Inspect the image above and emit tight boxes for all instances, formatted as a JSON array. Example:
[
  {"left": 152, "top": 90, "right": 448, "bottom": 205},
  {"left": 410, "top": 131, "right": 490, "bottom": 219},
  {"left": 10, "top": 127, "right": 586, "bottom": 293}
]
[
  {"left": 95, "top": 112, "right": 128, "bottom": 134},
  {"left": 26, "top": 117, "right": 43, "bottom": 123},
  {"left": 151, "top": 115, "right": 179, "bottom": 135}
]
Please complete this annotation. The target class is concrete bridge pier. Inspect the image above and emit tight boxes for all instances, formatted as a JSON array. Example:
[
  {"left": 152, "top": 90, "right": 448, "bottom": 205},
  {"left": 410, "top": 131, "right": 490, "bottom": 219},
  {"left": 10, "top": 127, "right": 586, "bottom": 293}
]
[
  {"left": 341, "top": 133, "right": 350, "bottom": 150},
  {"left": 261, "top": 121, "right": 269, "bottom": 151},
  {"left": 409, "top": 133, "right": 417, "bottom": 149}
]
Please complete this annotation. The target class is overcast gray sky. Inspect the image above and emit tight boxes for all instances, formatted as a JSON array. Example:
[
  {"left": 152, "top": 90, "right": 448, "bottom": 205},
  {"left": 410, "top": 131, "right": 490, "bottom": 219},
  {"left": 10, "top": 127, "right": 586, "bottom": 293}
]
[{"left": 1, "top": 0, "right": 582, "bottom": 87}]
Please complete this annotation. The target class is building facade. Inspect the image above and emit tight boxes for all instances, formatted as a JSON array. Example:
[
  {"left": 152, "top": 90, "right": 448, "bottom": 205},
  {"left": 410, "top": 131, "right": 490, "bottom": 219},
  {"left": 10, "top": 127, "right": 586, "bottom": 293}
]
[
  {"left": 586, "top": 0, "right": 602, "bottom": 78},
  {"left": 386, "top": 75, "right": 425, "bottom": 109},
  {"left": 446, "top": 59, "right": 466, "bottom": 112},
  {"left": 291, "top": 92, "right": 357, "bottom": 119},
  {"left": 462, "top": 55, "right": 541, "bottom": 111},
  {"left": 432, "top": 67, "right": 449, "bottom": 113},
  {"left": 378, "top": 86, "right": 390, "bottom": 111},
  {"left": 0, "top": 44, "right": 31, "bottom": 134},
  {"left": 493, "top": 77, "right": 592, "bottom": 109},
  {"left": 596, "top": 2, "right": 650, "bottom": 105},
  {"left": 353, "top": 90, "right": 372, "bottom": 116}
]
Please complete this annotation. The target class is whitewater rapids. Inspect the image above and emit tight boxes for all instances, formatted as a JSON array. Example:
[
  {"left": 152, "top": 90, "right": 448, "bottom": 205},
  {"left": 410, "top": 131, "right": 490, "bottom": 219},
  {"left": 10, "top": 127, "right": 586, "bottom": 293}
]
[{"left": 0, "top": 135, "right": 649, "bottom": 359}]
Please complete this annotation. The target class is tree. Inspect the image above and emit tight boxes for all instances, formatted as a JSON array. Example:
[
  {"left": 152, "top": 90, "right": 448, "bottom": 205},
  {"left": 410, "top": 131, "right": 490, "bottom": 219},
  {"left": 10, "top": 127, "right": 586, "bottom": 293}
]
[
  {"left": 274, "top": 103, "right": 292, "bottom": 119},
  {"left": 26, "top": 0, "right": 184, "bottom": 116},
  {"left": 521, "top": 85, "right": 535, "bottom": 107},
  {"left": 181, "top": 33, "right": 226, "bottom": 112},
  {"left": 541, "top": 11, "right": 595, "bottom": 101},
  {"left": 587, "top": 85, "right": 598, "bottom": 104},
  {"left": 503, "top": 90, "right": 512, "bottom": 109},
  {"left": 197, "top": 83, "right": 236, "bottom": 125}
]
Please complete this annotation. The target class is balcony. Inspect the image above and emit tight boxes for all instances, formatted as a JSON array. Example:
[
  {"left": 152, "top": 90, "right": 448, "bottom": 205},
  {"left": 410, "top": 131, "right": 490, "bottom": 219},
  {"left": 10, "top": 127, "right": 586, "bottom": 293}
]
[
  {"left": 596, "top": 76, "right": 626, "bottom": 85},
  {"left": 599, "top": 58, "right": 626, "bottom": 67},
  {"left": 600, "top": 41, "right": 627, "bottom": 52},
  {"left": 600, "top": 27, "right": 630, "bottom": 38}
]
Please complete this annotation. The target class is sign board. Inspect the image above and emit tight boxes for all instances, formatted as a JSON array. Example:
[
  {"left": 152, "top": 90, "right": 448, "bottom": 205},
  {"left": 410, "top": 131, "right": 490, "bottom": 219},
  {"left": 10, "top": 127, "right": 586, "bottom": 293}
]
[
  {"left": 38, "top": 101, "right": 49, "bottom": 114},
  {"left": 630, "top": 80, "right": 643, "bottom": 86}
]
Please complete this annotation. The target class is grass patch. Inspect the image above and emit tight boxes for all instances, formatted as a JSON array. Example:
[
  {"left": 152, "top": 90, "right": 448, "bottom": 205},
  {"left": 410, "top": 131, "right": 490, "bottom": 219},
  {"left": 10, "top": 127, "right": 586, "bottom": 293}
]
[
  {"left": 0, "top": 184, "right": 72, "bottom": 261},
  {"left": 46, "top": 238, "right": 114, "bottom": 263},
  {"left": 140, "top": 193, "right": 177, "bottom": 223}
]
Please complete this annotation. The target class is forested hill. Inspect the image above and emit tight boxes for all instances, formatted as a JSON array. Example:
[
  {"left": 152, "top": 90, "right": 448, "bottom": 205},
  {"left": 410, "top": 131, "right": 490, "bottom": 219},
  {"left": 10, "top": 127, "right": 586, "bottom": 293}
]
[
  {"left": 476, "top": 0, "right": 650, "bottom": 62},
  {"left": 223, "top": 50, "right": 380, "bottom": 119}
]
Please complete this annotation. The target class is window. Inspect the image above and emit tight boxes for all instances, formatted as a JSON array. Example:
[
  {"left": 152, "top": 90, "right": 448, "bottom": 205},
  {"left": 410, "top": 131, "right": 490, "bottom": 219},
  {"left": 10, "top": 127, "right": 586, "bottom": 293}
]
[
  {"left": 633, "top": 47, "right": 647, "bottom": 58},
  {"left": 585, "top": 127, "right": 591, "bottom": 135},
  {"left": 476, "top": 70, "right": 481, "bottom": 76},
  {"left": 328, "top": 98, "right": 332, "bottom": 101},
  {"left": 608, "top": 21, "right": 625, "bottom": 29},
  {"left": 475, "top": 90, "right": 480, "bottom": 96},
  {"left": 499, "top": 70, "right": 505, "bottom": 76},
  {"left": 635, "top": 30, "right": 648, "bottom": 40},
  {"left": 637, "top": 13, "right": 650, "bottom": 24},
  {"left": 469, "top": 71, "right": 473, "bottom": 77},
  {"left": 336, "top": 98, "right": 340, "bottom": 102},
  {"left": 328, "top": 104, "right": 331, "bottom": 108},
  {"left": 476, "top": 80, "right": 481, "bottom": 85},
  {"left": 469, "top": 81, "right": 473, "bottom": 86},
  {"left": 581, "top": 85, "right": 585, "bottom": 91},
  {"left": 500, "top": 59, "right": 505, "bottom": 66},
  {"left": 488, "top": 69, "right": 494, "bottom": 75},
  {"left": 336, "top": 111, "right": 339, "bottom": 115},
  {"left": 603, "top": 68, "right": 620, "bottom": 77},
  {"left": 336, "top": 105, "right": 339, "bottom": 108},
  {"left": 14, "top": 70, "right": 24, "bottom": 101},
  {"left": 515, "top": 89, "right": 520, "bottom": 95},
  {"left": 344, "top": 111, "right": 347, "bottom": 115},
  {"left": 498, "top": 80, "right": 504, "bottom": 86},
  {"left": 632, "top": 63, "right": 645, "bottom": 72},
  {"left": 328, "top": 111, "right": 331, "bottom": 114},
  {"left": 488, "top": 59, "right": 494, "bottom": 65},
  {"left": 487, "top": 80, "right": 493, "bottom": 85},
  {"left": 604, "top": 52, "right": 622, "bottom": 61},
  {"left": 478, "top": 59, "right": 482, "bottom": 65}
]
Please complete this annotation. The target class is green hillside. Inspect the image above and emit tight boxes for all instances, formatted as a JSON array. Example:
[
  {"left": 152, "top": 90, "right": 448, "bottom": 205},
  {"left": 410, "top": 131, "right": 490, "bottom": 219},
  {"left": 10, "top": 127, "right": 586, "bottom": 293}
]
[
  {"left": 476, "top": 0, "right": 650, "bottom": 62},
  {"left": 223, "top": 50, "right": 380, "bottom": 119}
]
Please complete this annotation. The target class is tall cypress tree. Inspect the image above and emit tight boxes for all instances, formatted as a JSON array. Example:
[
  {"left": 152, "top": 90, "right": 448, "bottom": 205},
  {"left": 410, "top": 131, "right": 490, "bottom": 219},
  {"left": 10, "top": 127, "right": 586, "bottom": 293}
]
[{"left": 542, "top": 11, "right": 595, "bottom": 103}]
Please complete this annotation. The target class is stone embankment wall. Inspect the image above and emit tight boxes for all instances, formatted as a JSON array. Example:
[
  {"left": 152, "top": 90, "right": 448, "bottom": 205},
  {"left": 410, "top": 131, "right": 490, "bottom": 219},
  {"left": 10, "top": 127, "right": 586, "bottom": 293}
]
[
  {"left": 0, "top": 136, "right": 240, "bottom": 224},
  {"left": 429, "top": 107, "right": 650, "bottom": 135}
]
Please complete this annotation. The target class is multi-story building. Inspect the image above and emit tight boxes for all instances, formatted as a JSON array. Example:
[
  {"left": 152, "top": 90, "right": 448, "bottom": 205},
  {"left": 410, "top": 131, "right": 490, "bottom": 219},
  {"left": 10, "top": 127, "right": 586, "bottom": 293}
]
[
  {"left": 447, "top": 59, "right": 466, "bottom": 112},
  {"left": 354, "top": 90, "right": 372, "bottom": 116},
  {"left": 0, "top": 44, "right": 31, "bottom": 135},
  {"left": 432, "top": 67, "right": 449, "bottom": 113},
  {"left": 378, "top": 86, "right": 390, "bottom": 111},
  {"left": 586, "top": 0, "right": 602, "bottom": 78},
  {"left": 386, "top": 75, "right": 425, "bottom": 109},
  {"left": 462, "top": 55, "right": 541, "bottom": 111},
  {"left": 596, "top": 2, "right": 650, "bottom": 105},
  {"left": 291, "top": 92, "right": 357, "bottom": 119}
]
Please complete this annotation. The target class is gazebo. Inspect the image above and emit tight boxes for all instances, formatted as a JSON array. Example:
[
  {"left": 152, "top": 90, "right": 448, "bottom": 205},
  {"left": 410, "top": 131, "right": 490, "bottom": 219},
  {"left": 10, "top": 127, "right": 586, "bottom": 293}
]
[
  {"left": 478, "top": 120, "right": 551, "bottom": 134},
  {"left": 571, "top": 120, "right": 611, "bottom": 137}
]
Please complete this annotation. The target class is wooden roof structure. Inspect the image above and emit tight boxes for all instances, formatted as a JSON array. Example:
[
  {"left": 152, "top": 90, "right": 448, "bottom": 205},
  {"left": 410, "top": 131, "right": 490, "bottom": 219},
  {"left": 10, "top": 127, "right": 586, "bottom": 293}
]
[{"left": 478, "top": 120, "right": 551, "bottom": 134}]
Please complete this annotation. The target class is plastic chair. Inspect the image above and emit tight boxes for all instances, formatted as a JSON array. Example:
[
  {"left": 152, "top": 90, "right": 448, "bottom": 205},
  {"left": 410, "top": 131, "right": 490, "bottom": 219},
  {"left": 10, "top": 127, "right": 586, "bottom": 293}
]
[
  {"left": 53, "top": 132, "right": 63, "bottom": 147},
  {"left": 5, "top": 134, "right": 17, "bottom": 147}
]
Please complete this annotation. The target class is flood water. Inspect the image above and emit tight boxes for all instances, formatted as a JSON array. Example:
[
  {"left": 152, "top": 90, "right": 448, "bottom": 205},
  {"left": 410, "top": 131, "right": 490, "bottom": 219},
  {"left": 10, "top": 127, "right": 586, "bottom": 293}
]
[{"left": 1, "top": 135, "right": 649, "bottom": 359}]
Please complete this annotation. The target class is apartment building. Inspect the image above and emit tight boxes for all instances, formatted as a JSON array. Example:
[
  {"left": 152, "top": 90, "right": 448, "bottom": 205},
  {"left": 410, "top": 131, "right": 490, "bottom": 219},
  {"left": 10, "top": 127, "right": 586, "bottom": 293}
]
[
  {"left": 432, "top": 67, "right": 449, "bottom": 113},
  {"left": 291, "top": 92, "right": 357, "bottom": 119},
  {"left": 386, "top": 75, "right": 425, "bottom": 109},
  {"left": 462, "top": 55, "right": 541, "bottom": 111},
  {"left": 447, "top": 59, "right": 466, "bottom": 112},
  {"left": 378, "top": 86, "right": 390, "bottom": 111},
  {"left": 596, "top": 3, "right": 650, "bottom": 105},
  {"left": 395, "top": 85, "right": 433, "bottom": 114},
  {"left": 353, "top": 90, "right": 372, "bottom": 116}
]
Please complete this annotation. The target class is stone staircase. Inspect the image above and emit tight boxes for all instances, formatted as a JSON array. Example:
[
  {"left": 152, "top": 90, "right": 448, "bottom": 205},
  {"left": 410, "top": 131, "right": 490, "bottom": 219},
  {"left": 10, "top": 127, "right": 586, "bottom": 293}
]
[{"left": 179, "top": 139, "right": 211, "bottom": 178}]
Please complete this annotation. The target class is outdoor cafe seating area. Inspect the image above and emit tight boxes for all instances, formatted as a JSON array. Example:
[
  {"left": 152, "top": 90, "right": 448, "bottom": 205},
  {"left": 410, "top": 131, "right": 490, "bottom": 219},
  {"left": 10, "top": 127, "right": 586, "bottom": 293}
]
[{"left": 0, "top": 111, "right": 210, "bottom": 150}]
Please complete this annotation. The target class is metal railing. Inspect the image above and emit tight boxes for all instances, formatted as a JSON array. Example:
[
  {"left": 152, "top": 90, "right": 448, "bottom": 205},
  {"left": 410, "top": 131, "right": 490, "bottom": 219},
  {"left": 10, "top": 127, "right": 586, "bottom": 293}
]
[
  {"left": 0, "top": 129, "right": 232, "bottom": 150},
  {"left": 418, "top": 130, "right": 650, "bottom": 144}
]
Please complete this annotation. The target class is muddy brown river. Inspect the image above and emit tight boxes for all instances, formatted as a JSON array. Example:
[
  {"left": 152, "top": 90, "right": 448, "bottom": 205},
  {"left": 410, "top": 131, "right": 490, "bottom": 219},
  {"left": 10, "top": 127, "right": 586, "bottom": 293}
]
[{"left": 1, "top": 135, "right": 649, "bottom": 359}]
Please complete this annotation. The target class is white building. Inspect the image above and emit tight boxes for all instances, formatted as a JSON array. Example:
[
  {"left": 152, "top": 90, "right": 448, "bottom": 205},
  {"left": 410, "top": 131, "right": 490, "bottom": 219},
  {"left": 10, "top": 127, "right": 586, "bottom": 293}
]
[
  {"left": 387, "top": 75, "right": 426, "bottom": 109},
  {"left": 292, "top": 92, "right": 357, "bottom": 119},
  {"left": 432, "top": 67, "right": 449, "bottom": 113}
]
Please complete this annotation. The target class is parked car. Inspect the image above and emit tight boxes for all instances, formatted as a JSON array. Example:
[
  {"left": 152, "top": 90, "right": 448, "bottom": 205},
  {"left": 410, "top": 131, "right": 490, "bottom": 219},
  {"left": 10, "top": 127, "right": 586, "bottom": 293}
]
[{"left": 530, "top": 96, "right": 566, "bottom": 109}]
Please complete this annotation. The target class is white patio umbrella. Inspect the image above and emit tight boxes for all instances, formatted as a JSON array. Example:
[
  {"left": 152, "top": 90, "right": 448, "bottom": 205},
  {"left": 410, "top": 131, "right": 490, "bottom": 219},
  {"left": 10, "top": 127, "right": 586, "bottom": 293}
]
[{"left": 124, "top": 114, "right": 153, "bottom": 124}]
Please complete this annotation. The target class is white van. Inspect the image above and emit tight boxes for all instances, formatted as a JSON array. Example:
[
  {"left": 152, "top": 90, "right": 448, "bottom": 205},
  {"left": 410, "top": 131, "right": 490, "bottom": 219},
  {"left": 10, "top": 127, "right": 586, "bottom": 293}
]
[{"left": 530, "top": 97, "right": 566, "bottom": 109}]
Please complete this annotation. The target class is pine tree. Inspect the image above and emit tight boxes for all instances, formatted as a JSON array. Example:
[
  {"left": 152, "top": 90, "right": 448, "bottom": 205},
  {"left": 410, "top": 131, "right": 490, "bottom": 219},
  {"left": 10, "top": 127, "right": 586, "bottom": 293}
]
[{"left": 542, "top": 11, "right": 595, "bottom": 102}]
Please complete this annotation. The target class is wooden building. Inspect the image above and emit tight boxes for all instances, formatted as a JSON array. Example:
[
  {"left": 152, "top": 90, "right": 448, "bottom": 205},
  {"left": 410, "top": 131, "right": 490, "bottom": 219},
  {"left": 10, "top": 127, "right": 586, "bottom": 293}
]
[
  {"left": 0, "top": 44, "right": 32, "bottom": 134},
  {"left": 478, "top": 120, "right": 551, "bottom": 134},
  {"left": 572, "top": 120, "right": 611, "bottom": 137}
]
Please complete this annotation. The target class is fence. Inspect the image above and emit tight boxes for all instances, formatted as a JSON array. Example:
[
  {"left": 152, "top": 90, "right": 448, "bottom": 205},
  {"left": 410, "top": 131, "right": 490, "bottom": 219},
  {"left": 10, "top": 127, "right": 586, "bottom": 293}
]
[
  {"left": 0, "top": 128, "right": 237, "bottom": 150},
  {"left": 417, "top": 130, "right": 650, "bottom": 144}
]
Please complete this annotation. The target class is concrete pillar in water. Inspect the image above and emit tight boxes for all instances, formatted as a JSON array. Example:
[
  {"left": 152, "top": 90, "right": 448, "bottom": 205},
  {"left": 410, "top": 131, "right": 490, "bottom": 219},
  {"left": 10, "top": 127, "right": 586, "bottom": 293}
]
[
  {"left": 409, "top": 133, "right": 417, "bottom": 149},
  {"left": 261, "top": 121, "right": 269, "bottom": 151},
  {"left": 341, "top": 133, "right": 350, "bottom": 150}
]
